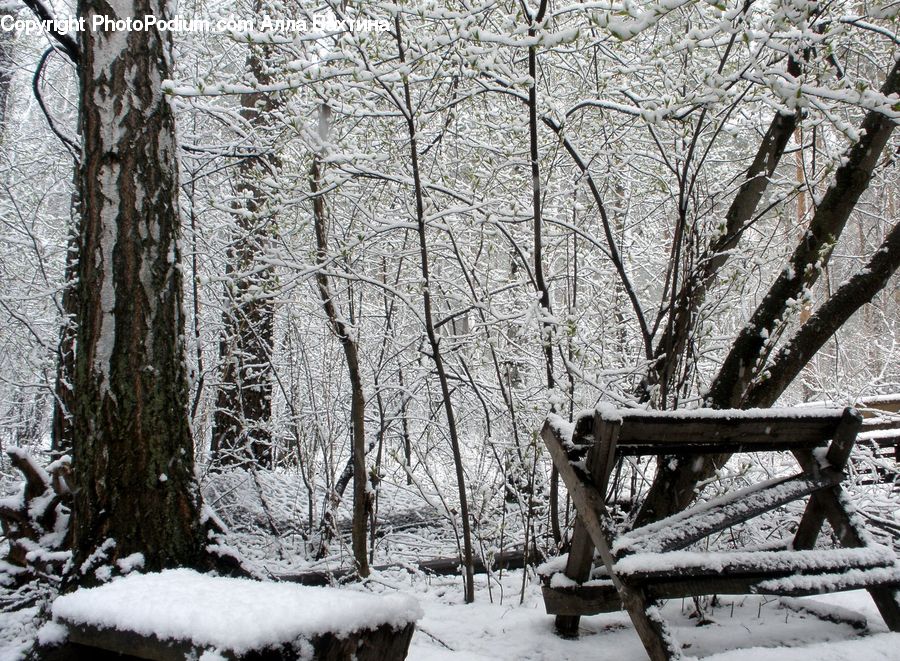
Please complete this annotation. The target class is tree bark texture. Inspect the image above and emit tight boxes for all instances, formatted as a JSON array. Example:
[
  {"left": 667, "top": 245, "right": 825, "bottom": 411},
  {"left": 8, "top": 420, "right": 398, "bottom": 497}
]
[
  {"left": 212, "top": 14, "right": 278, "bottom": 469},
  {"left": 72, "top": 0, "right": 204, "bottom": 577},
  {"left": 746, "top": 221, "right": 900, "bottom": 406},
  {"left": 0, "top": 9, "right": 13, "bottom": 129}
]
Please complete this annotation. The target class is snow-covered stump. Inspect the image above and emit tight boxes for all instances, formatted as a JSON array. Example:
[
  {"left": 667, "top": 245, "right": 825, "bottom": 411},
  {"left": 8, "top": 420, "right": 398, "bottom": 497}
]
[{"left": 49, "top": 570, "right": 421, "bottom": 660}]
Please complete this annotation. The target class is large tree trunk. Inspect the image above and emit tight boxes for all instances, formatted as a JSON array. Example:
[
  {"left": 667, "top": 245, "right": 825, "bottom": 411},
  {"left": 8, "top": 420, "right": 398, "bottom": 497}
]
[
  {"left": 72, "top": 0, "right": 204, "bottom": 577},
  {"left": 635, "top": 61, "right": 900, "bottom": 526},
  {"left": 212, "top": 14, "right": 278, "bottom": 469},
  {"left": 704, "top": 62, "right": 899, "bottom": 410}
]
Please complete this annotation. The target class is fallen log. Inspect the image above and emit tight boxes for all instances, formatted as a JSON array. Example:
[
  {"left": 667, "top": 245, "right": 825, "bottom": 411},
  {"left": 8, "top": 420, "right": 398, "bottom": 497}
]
[{"left": 278, "top": 547, "right": 539, "bottom": 586}]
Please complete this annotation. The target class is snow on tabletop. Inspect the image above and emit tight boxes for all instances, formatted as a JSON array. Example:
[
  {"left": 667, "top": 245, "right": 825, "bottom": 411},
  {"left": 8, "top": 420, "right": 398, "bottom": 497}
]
[
  {"left": 544, "top": 413, "right": 574, "bottom": 443},
  {"left": 594, "top": 402, "right": 624, "bottom": 423},
  {"left": 535, "top": 554, "right": 568, "bottom": 577},
  {"left": 617, "top": 406, "right": 847, "bottom": 420},
  {"left": 52, "top": 569, "right": 422, "bottom": 654}
]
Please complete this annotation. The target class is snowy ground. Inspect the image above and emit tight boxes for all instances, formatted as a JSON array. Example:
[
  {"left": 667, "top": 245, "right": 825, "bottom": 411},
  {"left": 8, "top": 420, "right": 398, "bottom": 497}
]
[
  {"left": 2, "top": 464, "right": 898, "bottom": 659},
  {"left": 389, "top": 568, "right": 900, "bottom": 660},
  {"left": 2, "top": 565, "right": 898, "bottom": 660}
]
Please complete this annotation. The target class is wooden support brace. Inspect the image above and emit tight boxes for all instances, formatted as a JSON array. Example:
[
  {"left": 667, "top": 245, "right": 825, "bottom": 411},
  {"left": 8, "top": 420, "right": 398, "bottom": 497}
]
[
  {"left": 804, "top": 483, "right": 900, "bottom": 631},
  {"left": 542, "top": 421, "right": 602, "bottom": 636},
  {"left": 620, "top": 468, "right": 844, "bottom": 555},
  {"left": 793, "top": 407, "right": 861, "bottom": 550},
  {"left": 792, "top": 434, "right": 900, "bottom": 632}
]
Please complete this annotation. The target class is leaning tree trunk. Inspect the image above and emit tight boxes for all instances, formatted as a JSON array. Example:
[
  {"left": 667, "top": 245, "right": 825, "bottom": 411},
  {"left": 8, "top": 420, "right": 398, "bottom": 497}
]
[
  {"left": 634, "top": 60, "right": 900, "bottom": 526},
  {"left": 212, "top": 13, "right": 278, "bottom": 469},
  {"left": 72, "top": 0, "right": 204, "bottom": 578},
  {"left": 747, "top": 220, "right": 900, "bottom": 406}
]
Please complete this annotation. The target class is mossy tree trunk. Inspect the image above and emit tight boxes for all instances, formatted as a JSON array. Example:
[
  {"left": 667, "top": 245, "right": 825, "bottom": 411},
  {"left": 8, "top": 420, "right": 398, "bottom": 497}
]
[{"left": 72, "top": 0, "right": 205, "bottom": 579}]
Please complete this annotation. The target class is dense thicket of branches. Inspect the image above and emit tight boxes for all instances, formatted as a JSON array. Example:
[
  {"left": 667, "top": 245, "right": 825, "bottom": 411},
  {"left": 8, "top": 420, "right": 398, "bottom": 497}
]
[{"left": 1, "top": 0, "right": 898, "bottom": 591}]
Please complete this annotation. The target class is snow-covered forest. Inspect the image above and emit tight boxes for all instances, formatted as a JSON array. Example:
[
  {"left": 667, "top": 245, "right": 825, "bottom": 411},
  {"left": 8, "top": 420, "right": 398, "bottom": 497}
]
[{"left": 0, "top": 0, "right": 899, "bottom": 659}]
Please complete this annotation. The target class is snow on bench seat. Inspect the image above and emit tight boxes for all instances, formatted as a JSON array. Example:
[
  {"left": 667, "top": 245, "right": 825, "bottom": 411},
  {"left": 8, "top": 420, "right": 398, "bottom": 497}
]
[
  {"left": 52, "top": 569, "right": 422, "bottom": 660},
  {"left": 542, "top": 562, "right": 900, "bottom": 616},
  {"left": 542, "top": 546, "right": 900, "bottom": 616},
  {"left": 613, "top": 469, "right": 845, "bottom": 555},
  {"left": 612, "top": 546, "right": 898, "bottom": 580},
  {"left": 756, "top": 566, "right": 900, "bottom": 595}
]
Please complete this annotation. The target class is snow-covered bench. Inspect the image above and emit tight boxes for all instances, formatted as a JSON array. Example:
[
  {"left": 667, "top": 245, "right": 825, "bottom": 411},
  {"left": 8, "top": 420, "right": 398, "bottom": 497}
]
[
  {"left": 50, "top": 569, "right": 421, "bottom": 660},
  {"left": 539, "top": 405, "right": 900, "bottom": 661}
]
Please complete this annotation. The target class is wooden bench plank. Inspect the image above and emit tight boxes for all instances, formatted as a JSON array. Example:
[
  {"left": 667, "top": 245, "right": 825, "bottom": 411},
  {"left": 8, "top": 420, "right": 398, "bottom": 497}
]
[
  {"left": 615, "top": 469, "right": 844, "bottom": 555},
  {"left": 572, "top": 408, "right": 847, "bottom": 455},
  {"left": 613, "top": 547, "right": 898, "bottom": 582},
  {"left": 754, "top": 566, "right": 900, "bottom": 596},
  {"left": 542, "top": 562, "right": 900, "bottom": 617},
  {"left": 542, "top": 580, "right": 620, "bottom": 616}
]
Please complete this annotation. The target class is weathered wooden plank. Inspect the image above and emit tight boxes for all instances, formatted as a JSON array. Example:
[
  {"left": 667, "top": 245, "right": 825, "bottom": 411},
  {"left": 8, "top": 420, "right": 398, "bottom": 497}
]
[
  {"left": 65, "top": 623, "right": 191, "bottom": 661},
  {"left": 620, "top": 589, "right": 681, "bottom": 661},
  {"left": 753, "top": 566, "right": 900, "bottom": 597},
  {"left": 542, "top": 403, "right": 900, "bottom": 656},
  {"left": 542, "top": 419, "right": 682, "bottom": 659},
  {"left": 593, "top": 413, "right": 621, "bottom": 500},
  {"left": 554, "top": 518, "right": 595, "bottom": 637},
  {"left": 859, "top": 419, "right": 900, "bottom": 434},
  {"left": 584, "top": 421, "right": 681, "bottom": 661},
  {"left": 569, "top": 409, "right": 845, "bottom": 454},
  {"left": 823, "top": 408, "right": 863, "bottom": 470},
  {"left": 542, "top": 420, "right": 606, "bottom": 636},
  {"left": 614, "top": 547, "right": 897, "bottom": 583},
  {"left": 60, "top": 621, "right": 417, "bottom": 661},
  {"left": 542, "top": 580, "right": 621, "bottom": 616},
  {"left": 790, "top": 470, "right": 900, "bottom": 631},
  {"left": 797, "top": 409, "right": 865, "bottom": 546},
  {"left": 540, "top": 420, "right": 614, "bottom": 566},
  {"left": 617, "top": 469, "right": 844, "bottom": 555},
  {"left": 542, "top": 564, "right": 900, "bottom": 617},
  {"left": 857, "top": 395, "right": 900, "bottom": 415}
]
